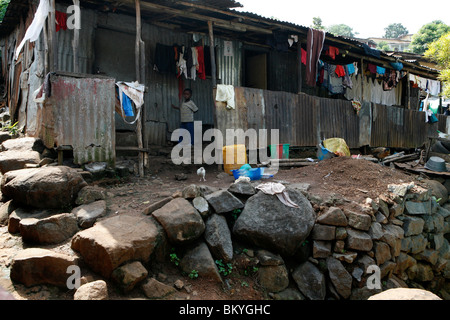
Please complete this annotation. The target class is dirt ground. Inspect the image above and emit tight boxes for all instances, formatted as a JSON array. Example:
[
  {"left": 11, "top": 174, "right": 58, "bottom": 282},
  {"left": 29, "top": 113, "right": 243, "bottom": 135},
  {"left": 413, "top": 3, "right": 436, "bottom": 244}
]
[{"left": 0, "top": 151, "right": 428, "bottom": 301}]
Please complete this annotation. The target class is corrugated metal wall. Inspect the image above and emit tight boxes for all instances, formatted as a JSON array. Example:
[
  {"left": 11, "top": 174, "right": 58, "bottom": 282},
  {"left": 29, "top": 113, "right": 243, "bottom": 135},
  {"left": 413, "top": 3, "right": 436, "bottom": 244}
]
[
  {"left": 55, "top": 3, "right": 96, "bottom": 74},
  {"left": 217, "top": 87, "right": 445, "bottom": 149},
  {"left": 371, "top": 104, "right": 439, "bottom": 148},
  {"left": 37, "top": 73, "right": 116, "bottom": 166}
]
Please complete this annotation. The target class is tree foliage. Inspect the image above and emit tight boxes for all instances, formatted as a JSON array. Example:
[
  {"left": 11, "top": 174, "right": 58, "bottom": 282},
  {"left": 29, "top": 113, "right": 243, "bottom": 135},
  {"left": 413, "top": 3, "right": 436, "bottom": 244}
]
[
  {"left": 326, "top": 24, "right": 357, "bottom": 38},
  {"left": 377, "top": 41, "right": 391, "bottom": 52},
  {"left": 384, "top": 23, "right": 409, "bottom": 39},
  {"left": 424, "top": 32, "right": 450, "bottom": 98},
  {"left": 410, "top": 20, "right": 450, "bottom": 54},
  {"left": 311, "top": 17, "right": 325, "bottom": 30},
  {"left": 0, "top": 0, "right": 10, "bottom": 22}
]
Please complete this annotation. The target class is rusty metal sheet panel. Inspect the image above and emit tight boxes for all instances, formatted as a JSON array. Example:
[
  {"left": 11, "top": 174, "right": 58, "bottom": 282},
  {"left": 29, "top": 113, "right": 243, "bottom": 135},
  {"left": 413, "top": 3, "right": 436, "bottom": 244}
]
[
  {"left": 371, "top": 104, "right": 437, "bottom": 148},
  {"left": 39, "top": 73, "right": 116, "bottom": 166}
]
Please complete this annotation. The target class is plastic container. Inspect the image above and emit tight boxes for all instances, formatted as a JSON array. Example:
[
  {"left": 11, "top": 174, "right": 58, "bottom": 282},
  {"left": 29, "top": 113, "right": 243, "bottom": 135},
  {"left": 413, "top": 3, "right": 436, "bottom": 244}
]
[
  {"left": 232, "top": 167, "right": 263, "bottom": 180},
  {"left": 269, "top": 144, "right": 290, "bottom": 159},
  {"left": 222, "top": 144, "right": 247, "bottom": 175},
  {"left": 317, "top": 143, "right": 335, "bottom": 161}
]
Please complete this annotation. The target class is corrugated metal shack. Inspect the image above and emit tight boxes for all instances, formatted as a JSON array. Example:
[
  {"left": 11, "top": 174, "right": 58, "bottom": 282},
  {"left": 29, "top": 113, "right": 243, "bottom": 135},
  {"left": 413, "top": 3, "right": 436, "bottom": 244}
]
[{"left": 0, "top": 0, "right": 446, "bottom": 170}]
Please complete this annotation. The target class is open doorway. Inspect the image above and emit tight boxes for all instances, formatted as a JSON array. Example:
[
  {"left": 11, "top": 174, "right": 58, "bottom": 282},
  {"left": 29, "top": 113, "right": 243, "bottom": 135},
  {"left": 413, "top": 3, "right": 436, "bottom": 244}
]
[{"left": 244, "top": 49, "right": 268, "bottom": 90}]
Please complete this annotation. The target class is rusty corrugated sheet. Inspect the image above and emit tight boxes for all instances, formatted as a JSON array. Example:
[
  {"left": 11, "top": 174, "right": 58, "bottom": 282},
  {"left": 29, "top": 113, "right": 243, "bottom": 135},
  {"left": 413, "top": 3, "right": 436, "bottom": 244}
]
[
  {"left": 371, "top": 104, "right": 438, "bottom": 148},
  {"left": 318, "top": 98, "right": 360, "bottom": 148},
  {"left": 36, "top": 73, "right": 116, "bottom": 166}
]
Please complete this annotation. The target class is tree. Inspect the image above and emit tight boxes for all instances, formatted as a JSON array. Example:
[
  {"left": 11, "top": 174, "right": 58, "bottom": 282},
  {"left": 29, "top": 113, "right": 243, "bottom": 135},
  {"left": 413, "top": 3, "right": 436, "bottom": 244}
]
[
  {"left": 377, "top": 41, "right": 391, "bottom": 52},
  {"left": 384, "top": 23, "right": 409, "bottom": 39},
  {"left": 311, "top": 17, "right": 325, "bottom": 30},
  {"left": 424, "top": 32, "right": 450, "bottom": 98},
  {"left": 326, "top": 24, "right": 357, "bottom": 38},
  {"left": 410, "top": 20, "right": 450, "bottom": 54},
  {"left": 0, "top": 0, "right": 10, "bottom": 22}
]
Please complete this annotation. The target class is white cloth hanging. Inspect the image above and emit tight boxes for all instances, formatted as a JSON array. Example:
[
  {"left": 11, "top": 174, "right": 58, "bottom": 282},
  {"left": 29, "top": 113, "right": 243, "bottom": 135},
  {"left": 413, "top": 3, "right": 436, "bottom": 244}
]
[
  {"left": 116, "top": 81, "right": 145, "bottom": 125},
  {"left": 15, "top": 0, "right": 50, "bottom": 60},
  {"left": 215, "top": 84, "right": 235, "bottom": 110}
]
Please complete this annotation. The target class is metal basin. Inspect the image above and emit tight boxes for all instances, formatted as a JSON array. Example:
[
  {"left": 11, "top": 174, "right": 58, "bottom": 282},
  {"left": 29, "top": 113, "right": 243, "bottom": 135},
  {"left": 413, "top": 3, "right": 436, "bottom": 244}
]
[{"left": 425, "top": 156, "right": 447, "bottom": 172}]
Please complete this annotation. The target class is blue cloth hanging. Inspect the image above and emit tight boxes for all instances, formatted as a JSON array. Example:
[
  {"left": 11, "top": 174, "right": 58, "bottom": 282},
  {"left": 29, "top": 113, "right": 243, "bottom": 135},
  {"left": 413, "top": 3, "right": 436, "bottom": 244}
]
[{"left": 122, "top": 92, "right": 134, "bottom": 117}]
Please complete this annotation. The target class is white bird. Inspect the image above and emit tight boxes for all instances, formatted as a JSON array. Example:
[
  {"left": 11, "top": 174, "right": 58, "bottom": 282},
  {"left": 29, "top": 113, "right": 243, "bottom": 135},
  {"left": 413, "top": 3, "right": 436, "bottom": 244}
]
[{"left": 197, "top": 167, "right": 206, "bottom": 182}]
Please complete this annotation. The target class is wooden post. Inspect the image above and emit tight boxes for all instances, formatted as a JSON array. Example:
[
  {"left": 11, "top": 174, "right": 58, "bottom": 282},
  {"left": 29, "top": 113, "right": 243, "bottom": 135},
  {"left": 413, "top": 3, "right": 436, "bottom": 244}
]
[
  {"left": 135, "top": 0, "right": 144, "bottom": 177},
  {"left": 297, "top": 40, "right": 302, "bottom": 94},
  {"left": 208, "top": 21, "right": 217, "bottom": 88},
  {"left": 72, "top": 0, "right": 80, "bottom": 73},
  {"left": 43, "top": 23, "right": 49, "bottom": 75},
  {"left": 48, "top": 0, "right": 57, "bottom": 71},
  {"left": 360, "top": 58, "right": 364, "bottom": 101},
  {"left": 407, "top": 71, "right": 411, "bottom": 109}
]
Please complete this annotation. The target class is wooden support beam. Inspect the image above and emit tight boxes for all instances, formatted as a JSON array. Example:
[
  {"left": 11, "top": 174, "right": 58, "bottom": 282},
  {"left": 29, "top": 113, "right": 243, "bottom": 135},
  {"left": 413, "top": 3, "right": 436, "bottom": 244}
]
[
  {"left": 135, "top": 0, "right": 144, "bottom": 177},
  {"left": 297, "top": 41, "right": 302, "bottom": 94},
  {"left": 208, "top": 21, "right": 217, "bottom": 88},
  {"left": 72, "top": 0, "right": 80, "bottom": 73}
]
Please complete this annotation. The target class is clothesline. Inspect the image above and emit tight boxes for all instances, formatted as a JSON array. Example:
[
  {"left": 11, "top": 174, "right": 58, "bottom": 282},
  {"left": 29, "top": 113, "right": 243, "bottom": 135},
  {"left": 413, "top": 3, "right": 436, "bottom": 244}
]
[{"left": 153, "top": 43, "right": 212, "bottom": 81}]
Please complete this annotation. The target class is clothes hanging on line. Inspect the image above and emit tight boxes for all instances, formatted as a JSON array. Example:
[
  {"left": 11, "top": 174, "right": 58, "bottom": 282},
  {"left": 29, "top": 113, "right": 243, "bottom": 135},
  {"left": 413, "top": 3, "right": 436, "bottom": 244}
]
[
  {"left": 215, "top": 84, "right": 235, "bottom": 110},
  {"left": 116, "top": 81, "right": 145, "bottom": 125},
  {"left": 55, "top": 10, "right": 68, "bottom": 32},
  {"left": 306, "top": 28, "right": 326, "bottom": 87},
  {"left": 15, "top": 0, "right": 50, "bottom": 60}
]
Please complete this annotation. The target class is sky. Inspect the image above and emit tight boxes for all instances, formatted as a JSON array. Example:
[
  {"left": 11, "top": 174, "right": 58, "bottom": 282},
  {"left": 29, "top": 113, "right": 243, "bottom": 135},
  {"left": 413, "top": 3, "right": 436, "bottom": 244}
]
[{"left": 234, "top": 0, "right": 450, "bottom": 38}]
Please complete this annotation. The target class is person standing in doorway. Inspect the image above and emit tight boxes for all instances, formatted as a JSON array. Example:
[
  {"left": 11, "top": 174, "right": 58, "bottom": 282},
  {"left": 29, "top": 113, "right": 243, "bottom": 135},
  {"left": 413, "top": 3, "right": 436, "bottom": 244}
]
[{"left": 172, "top": 88, "right": 198, "bottom": 145}]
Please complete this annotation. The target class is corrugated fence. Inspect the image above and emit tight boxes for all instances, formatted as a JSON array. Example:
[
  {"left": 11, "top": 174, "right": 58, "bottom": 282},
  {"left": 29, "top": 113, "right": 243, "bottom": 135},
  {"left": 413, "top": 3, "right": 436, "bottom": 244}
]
[{"left": 216, "top": 87, "right": 442, "bottom": 149}]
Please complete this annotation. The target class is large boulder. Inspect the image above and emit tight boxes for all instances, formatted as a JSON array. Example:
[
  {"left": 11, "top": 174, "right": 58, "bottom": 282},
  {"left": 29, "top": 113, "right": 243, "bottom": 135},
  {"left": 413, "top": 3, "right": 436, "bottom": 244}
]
[
  {"left": 1, "top": 166, "right": 87, "bottom": 209},
  {"left": 10, "top": 248, "right": 78, "bottom": 287},
  {"left": 1, "top": 137, "right": 45, "bottom": 153},
  {"left": 204, "top": 214, "right": 233, "bottom": 262},
  {"left": 368, "top": 288, "right": 441, "bottom": 300},
  {"left": 152, "top": 198, "right": 205, "bottom": 245},
  {"left": 292, "top": 261, "right": 326, "bottom": 300},
  {"left": 74, "top": 280, "right": 109, "bottom": 300},
  {"left": 233, "top": 188, "right": 315, "bottom": 256},
  {"left": 327, "top": 257, "right": 352, "bottom": 299},
  {"left": 204, "top": 190, "right": 244, "bottom": 214},
  {"left": 71, "top": 214, "right": 162, "bottom": 278},
  {"left": 71, "top": 200, "right": 107, "bottom": 229},
  {"left": 179, "top": 242, "right": 222, "bottom": 283},
  {"left": 19, "top": 213, "right": 79, "bottom": 244},
  {"left": 0, "top": 150, "right": 41, "bottom": 174}
]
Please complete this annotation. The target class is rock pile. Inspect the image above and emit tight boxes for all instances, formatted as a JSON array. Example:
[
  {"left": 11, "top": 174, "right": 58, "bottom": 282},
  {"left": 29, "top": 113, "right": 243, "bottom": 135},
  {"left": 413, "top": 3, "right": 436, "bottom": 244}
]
[{"left": 0, "top": 138, "right": 448, "bottom": 300}]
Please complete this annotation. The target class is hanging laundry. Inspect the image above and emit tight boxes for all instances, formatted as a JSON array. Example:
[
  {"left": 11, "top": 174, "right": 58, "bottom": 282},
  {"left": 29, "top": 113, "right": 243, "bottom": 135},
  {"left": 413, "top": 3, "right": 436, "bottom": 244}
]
[
  {"left": 195, "top": 46, "right": 206, "bottom": 80},
  {"left": 335, "top": 65, "right": 346, "bottom": 77},
  {"left": 390, "top": 62, "right": 403, "bottom": 71},
  {"left": 116, "top": 81, "right": 145, "bottom": 125},
  {"left": 343, "top": 65, "right": 353, "bottom": 89},
  {"left": 121, "top": 91, "right": 134, "bottom": 117},
  {"left": 367, "top": 63, "right": 377, "bottom": 74},
  {"left": 55, "top": 10, "right": 68, "bottom": 32},
  {"left": 154, "top": 43, "right": 176, "bottom": 74},
  {"left": 325, "top": 46, "right": 339, "bottom": 60},
  {"left": 376, "top": 66, "right": 386, "bottom": 75},
  {"left": 301, "top": 48, "right": 307, "bottom": 65},
  {"left": 215, "top": 84, "right": 235, "bottom": 110},
  {"left": 427, "top": 79, "right": 441, "bottom": 96},
  {"left": 15, "top": 0, "right": 50, "bottom": 59},
  {"left": 362, "top": 43, "right": 381, "bottom": 58},
  {"left": 352, "top": 100, "right": 362, "bottom": 115},
  {"left": 177, "top": 46, "right": 188, "bottom": 79},
  {"left": 346, "top": 63, "right": 355, "bottom": 75},
  {"left": 383, "top": 69, "right": 397, "bottom": 91},
  {"left": 306, "top": 28, "right": 326, "bottom": 87}
]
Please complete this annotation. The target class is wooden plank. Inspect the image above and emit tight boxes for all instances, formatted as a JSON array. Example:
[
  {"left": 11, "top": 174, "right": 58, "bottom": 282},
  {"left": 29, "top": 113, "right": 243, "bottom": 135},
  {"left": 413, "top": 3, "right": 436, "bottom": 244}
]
[{"left": 135, "top": 0, "right": 144, "bottom": 177}]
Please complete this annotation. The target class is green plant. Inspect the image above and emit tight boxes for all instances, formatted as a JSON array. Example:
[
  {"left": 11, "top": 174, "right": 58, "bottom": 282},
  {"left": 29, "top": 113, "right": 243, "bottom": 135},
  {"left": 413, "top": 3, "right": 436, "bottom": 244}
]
[
  {"left": 215, "top": 259, "right": 233, "bottom": 276},
  {"left": 241, "top": 281, "right": 249, "bottom": 287},
  {"left": 169, "top": 248, "right": 180, "bottom": 267},
  {"left": 244, "top": 266, "right": 259, "bottom": 276},
  {"left": 231, "top": 208, "right": 242, "bottom": 221},
  {"left": 189, "top": 270, "right": 199, "bottom": 279},
  {"left": 301, "top": 240, "right": 309, "bottom": 247},
  {"left": 3, "top": 121, "right": 18, "bottom": 136}
]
